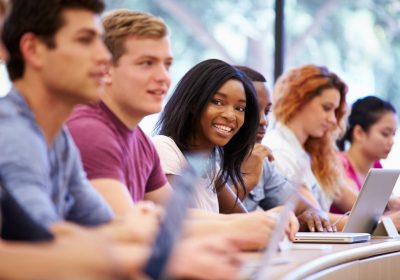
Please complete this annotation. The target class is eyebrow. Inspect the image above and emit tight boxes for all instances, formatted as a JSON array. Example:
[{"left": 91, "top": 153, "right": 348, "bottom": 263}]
[
  {"left": 214, "top": 92, "right": 246, "bottom": 103},
  {"left": 136, "top": 55, "right": 174, "bottom": 62}
]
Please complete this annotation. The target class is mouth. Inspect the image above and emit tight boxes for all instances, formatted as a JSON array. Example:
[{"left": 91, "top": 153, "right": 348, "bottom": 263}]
[
  {"left": 89, "top": 72, "right": 106, "bottom": 85},
  {"left": 147, "top": 89, "right": 167, "bottom": 97},
  {"left": 213, "top": 124, "right": 235, "bottom": 136}
]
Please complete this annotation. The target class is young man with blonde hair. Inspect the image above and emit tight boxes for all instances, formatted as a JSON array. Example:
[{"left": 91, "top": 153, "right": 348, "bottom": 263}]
[{"left": 68, "top": 10, "right": 173, "bottom": 215}]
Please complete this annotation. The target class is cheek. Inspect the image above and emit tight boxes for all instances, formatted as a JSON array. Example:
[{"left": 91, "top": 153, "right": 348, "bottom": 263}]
[{"left": 237, "top": 113, "right": 245, "bottom": 129}]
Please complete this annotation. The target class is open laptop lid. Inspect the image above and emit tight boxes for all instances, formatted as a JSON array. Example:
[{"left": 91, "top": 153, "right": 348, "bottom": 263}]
[
  {"left": 245, "top": 192, "right": 299, "bottom": 280},
  {"left": 343, "top": 168, "right": 400, "bottom": 233},
  {"left": 143, "top": 153, "right": 206, "bottom": 280}
]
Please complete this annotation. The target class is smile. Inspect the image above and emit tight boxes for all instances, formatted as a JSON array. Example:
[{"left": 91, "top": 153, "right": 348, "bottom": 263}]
[{"left": 213, "top": 124, "right": 234, "bottom": 134}]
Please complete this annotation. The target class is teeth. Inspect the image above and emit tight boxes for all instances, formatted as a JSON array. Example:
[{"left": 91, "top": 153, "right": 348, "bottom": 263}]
[{"left": 214, "top": 124, "right": 232, "bottom": 132}]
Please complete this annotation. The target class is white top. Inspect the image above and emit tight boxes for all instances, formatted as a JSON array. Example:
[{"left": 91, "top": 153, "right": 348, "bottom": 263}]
[
  {"left": 263, "top": 122, "right": 333, "bottom": 211},
  {"left": 152, "top": 135, "right": 219, "bottom": 213}
]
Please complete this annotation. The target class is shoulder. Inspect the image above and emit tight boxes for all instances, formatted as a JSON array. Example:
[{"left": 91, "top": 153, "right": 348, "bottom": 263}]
[{"left": 151, "top": 135, "right": 186, "bottom": 174}]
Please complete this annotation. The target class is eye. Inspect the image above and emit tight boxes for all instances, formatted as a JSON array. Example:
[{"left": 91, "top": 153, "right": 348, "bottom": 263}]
[
  {"left": 165, "top": 61, "right": 172, "bottom": 71},
  {"left": 77, "top": 36, "right": 93, "bottom": 44},
  {"left": 236, "top": 105, "right": 246, "bottom": 112},
  {"left": 211, "top": 99, "right": 223, "bottom": 106}
]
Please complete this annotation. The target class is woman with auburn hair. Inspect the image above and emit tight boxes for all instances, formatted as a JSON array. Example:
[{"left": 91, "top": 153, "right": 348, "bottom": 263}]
[{"left": 265, "top": 64, "right": 357, "bottom": 228}]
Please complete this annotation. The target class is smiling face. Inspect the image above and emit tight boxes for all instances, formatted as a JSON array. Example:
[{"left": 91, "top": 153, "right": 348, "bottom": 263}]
[
  {"left": 193, "top": 79, "right": 246, "bottom": 151},
  {"left": 358, "top": 111, "right": 398, "bottom": 160},
  {"left": 107, "top": 36, "right": 172, "bottom": 122},
  {"left": 39, "top": 9, "right": 111, "bottom": 103},
  {"left": 296, "top": 87, "right": 341, "bottom": 139}
]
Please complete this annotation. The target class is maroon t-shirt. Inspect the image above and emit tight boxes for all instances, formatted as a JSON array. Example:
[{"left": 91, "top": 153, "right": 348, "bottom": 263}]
[{"left": 67, "top": 102, "right": 167, "bottom": 202}]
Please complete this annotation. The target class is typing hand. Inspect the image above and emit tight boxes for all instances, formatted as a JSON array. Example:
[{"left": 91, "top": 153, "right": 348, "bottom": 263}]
[{"left": 297, "top": 208, "right": 335, "bottom": 232}]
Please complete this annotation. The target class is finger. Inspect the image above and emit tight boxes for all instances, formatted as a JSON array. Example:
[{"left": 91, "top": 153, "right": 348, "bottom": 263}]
[
  {"left": 306, "top": 216, "right": 315, "bottom": 232},
  {"left": 312, "top": 212, "right": 324, "bottom": 232},
  {"left": 322, "top": 218, "right": 333, "bottom": 232}
]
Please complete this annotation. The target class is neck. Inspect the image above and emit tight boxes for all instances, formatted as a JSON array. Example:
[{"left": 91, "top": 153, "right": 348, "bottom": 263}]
[
  {"left": 14, "top": 78, "right": 74, "bottom": 146},
  {"left": 101, "top": 91, "right": 142, "bottom": 130},
  {"left": 286, "top": 119, "right": 308, "bottom": 146},
  {"left": 346, "top": 145, "right": 375, "bottom": 176}
]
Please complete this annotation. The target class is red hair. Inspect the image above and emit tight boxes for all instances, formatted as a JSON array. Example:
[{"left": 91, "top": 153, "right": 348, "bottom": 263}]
[{"left": 273, "top": 64, "right": 348, "bottom": 197}]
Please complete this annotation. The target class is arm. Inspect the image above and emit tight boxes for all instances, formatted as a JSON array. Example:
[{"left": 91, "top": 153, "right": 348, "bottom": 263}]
[
  {"left": 90, "top": 179, "right": 135, "bottom": 216},
  {"left": 144, "top": 183, "right": 173, "bottom": 205},
  {"left": 0, "top": 223, "right": 150, "bottom": 280}
]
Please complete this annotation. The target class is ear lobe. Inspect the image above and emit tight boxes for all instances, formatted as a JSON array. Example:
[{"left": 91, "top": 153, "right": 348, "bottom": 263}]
[
  {"left": 19, "top": 33, "right": 46, "bottom": 70},
  {"left": 353, "top": 124, "right": 366, "bottom": 142}
]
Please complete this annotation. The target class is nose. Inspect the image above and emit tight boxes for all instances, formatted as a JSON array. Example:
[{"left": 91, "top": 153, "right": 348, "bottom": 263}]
[
  {"left": 328, "top": 111, "right": 337, "bottom": 125},
  {"left": 259, "top": 112, "right": 268, "bottom": 128},
  {"left": 221, "top": 106, "right": 236, "bottom": 122},
  {"left": 95, "top": 40, "right": 112, "bottom": 66},
  {"left": 155, "top": 64, "right": 171, "bottom": 87}
]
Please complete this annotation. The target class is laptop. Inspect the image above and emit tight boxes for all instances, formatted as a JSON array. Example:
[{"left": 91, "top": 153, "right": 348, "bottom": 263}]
[
  {"left": 0, "top": 182, "right": 54, "bottom": 242},
  {"left": 295, "top": 168, "right": 400, "bottom": 243},
  {"left": 240, "top": 192, "right": 299, "bottom": 280},
  {"left": 143, "top": 154, "right": 206, "bottom": 280}
]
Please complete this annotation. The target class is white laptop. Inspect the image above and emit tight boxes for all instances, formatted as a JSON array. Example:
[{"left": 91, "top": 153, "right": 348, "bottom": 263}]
[{"left": 295, "top": 169, "right": 400, "bottom": 244}]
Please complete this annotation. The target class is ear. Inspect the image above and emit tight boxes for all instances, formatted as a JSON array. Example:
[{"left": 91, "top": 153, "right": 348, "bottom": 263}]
[
  {"left": 352, "top": 124, "right": 366, "bottom": 142},
  {"left": 19, "top": 33, "right": 47, "bottom": 70}
]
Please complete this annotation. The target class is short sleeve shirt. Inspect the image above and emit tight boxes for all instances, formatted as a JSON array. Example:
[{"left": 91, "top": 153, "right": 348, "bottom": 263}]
[
  {"left": 67, "top": 102, "right": 167, "bottom": 202},
  {"left": 0, "top": 88, "right": 113, "bottom": 227},
  {"left": 152, "top": 135, "right": 219, "bottom": 213}
]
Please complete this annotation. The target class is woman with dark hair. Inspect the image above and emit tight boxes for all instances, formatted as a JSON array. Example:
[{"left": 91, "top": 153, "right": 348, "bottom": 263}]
[
  {"left": 332, "top": 96, "right": 399, "bottom": 214},
  {"left": 265, "top": 64, "right": 357, "bottom": 229},
  {"left": 153, "top": 59, "right": 259, "bottom": 212}
]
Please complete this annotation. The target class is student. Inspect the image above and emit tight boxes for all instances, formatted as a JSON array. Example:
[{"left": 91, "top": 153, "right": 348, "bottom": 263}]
[
  {"left": 264, "top": 64, "right": 357, "bottom": 229},
  {"left": 153, "top": 59, "right": 298, "bottom": 241},
  {"left": 153, "top": 59, "right": 260, "bottom": 212},
  {"left": 68, "top": 10, "right": 287, "bottom": 250},
  {"left": 333, "top": 96, "right": 399, "bottom": 213},
  {"left": 67, "top": 10, "right": 173, "bottom": 216},
  {"left": 236, "top": 65, "right": 333, "bottom": 232},
  {"left": 0, "top": 3, "right": 241, "bottom": 279}
]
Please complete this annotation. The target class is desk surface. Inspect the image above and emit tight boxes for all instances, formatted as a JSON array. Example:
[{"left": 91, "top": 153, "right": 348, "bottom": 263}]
[{"left": 242, "top": 237, "right": 400, "bottom": 280}]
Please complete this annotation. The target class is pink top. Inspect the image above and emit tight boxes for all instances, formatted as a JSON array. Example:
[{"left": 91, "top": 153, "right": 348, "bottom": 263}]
[{"left": 330, "top": 153, "right": 382, "bottom": 214}]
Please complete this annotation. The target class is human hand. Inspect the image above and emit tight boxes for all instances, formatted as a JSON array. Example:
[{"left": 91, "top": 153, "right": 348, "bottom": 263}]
[
  {"left": 265, "top": 206, "right": 299, "bottom": 241},
  {"left": 387, "top": 196, "right": 400, "bottom": 211},
  {"left": 226, "top": 211, "right": 277, "bottom": 251},
  {"left": 297, "top": 208, "right": 335, "bottom": 232},
  {"left": 241, "top": 143, "right": 275, "bottom": 190},
  {"left": 50, "top": 222, "right": 120, "bottom": 280},
  {"left": 166, "top": 236, "right": 241, "bottom": 280},
  {"left": 99, "top": 201, "right": 163, "bottom": 244}
]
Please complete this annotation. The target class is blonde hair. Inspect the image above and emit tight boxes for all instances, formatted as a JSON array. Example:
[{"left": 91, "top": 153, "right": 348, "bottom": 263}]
[
  {"left": 102, "top": 9, "right": 168, "bottom": 65},
  {"left": 273, "top": 64, "right": 348, "bottom": 198}
]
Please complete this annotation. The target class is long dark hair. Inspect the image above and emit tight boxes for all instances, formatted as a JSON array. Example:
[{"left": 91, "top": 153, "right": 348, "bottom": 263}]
[
  {"left": 337, "top": 95, "right": 396, "bottom": 151},
  {"left": 155, "top": 59, "right": 259, "bottom": 196}
]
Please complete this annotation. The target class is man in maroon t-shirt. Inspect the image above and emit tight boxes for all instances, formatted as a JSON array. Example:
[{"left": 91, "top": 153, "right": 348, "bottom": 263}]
[{"left": 67, "top": 10, "right": 173, "bottom": 216}]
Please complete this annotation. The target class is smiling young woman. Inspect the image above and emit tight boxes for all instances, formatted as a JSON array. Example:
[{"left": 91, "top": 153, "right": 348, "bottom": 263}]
[{"left": 153, "top": 58, "right": 259, "bottom": 212}]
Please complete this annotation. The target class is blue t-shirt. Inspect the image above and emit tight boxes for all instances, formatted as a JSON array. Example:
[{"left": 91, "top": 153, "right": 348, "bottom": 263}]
[
  {"left": 0, "top": 88, "right": 113, "bottom": 227},
  {"left": 243, "top": 159, "right": 293, "bottom": 211}
]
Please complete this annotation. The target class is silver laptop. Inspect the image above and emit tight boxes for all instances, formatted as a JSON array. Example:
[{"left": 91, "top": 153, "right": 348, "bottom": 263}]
[
  {"left": 295, "top": 169, "right": 400, "bottom": 244},
  {"left": 240, "top": 192, "right": 299, "bottom": 280}
]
